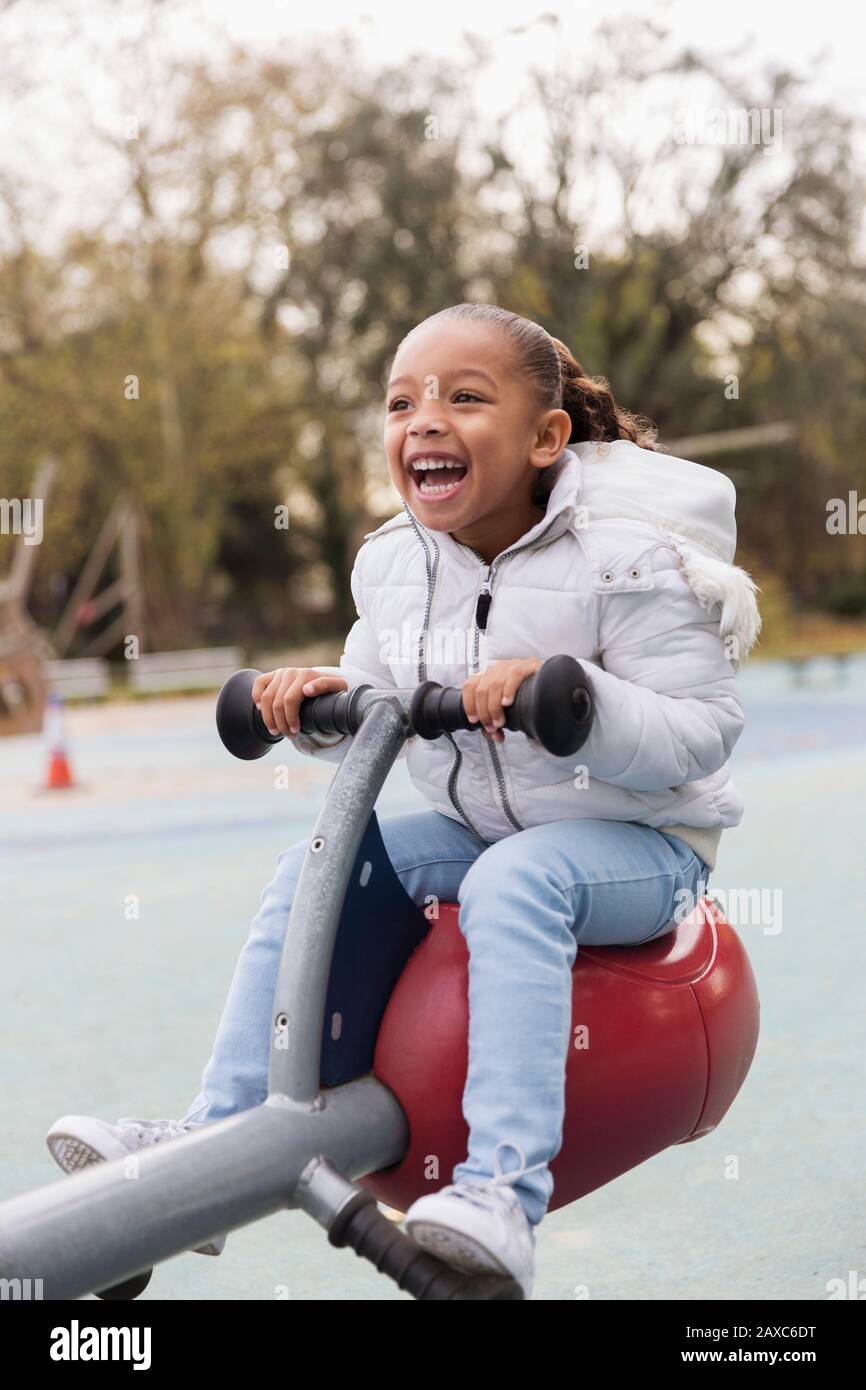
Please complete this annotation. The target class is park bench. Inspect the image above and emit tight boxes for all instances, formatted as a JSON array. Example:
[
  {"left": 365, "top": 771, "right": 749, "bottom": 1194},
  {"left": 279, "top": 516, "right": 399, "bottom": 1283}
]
[
  {"left": 127, "top": 647, "right": 243, "bottom": 694},
  {"left": 44, "top": 657, "right": 112, "bottom": 700}
]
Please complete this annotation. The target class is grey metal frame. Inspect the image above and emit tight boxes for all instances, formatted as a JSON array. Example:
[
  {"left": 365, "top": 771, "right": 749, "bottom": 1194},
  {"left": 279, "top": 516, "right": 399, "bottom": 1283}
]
[{"left": 0, "top": 690, "right": 423, "bottom": 1300}]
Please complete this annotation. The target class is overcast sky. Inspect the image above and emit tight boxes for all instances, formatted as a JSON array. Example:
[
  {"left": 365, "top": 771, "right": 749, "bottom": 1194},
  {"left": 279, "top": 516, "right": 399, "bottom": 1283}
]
[
  {"left": 228, "top": 0, "right": 864, "bottom": 111},
  {"left": 1, "top": 0, "right": 864, "bottom": 250}
]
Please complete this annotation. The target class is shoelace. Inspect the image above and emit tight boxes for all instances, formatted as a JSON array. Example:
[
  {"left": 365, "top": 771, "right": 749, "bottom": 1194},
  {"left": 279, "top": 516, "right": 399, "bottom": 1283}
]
[
  {"left": 450, "top": 1139, "right": 546, "bottom": 1217},
  {"left": 115, "top": 1118, "right": 191, "bottom": 1148}
]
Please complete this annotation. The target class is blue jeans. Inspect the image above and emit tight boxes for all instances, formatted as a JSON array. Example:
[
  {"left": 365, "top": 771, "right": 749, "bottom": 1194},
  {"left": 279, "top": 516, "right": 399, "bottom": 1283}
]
[{"left": 181, "top": 812, "right": 709, "bottom": 1227}]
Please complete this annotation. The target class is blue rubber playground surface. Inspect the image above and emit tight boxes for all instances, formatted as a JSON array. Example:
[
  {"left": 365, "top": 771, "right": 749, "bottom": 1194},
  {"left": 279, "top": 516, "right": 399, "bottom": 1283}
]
[{"left": 1, "top": 655, "right": 864, "bottom": 1300}]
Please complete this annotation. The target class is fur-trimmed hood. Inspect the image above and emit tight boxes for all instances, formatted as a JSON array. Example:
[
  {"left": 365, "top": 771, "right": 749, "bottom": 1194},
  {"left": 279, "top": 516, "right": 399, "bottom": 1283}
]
[{"left": 570, "top": 440, "right": 762, "bottom": 667}]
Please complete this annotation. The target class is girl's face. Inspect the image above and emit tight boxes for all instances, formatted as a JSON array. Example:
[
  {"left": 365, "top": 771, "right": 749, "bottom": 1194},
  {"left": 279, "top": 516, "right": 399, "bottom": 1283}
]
[{"left": 383, "top": 320, "right": 570, "bottom": 540}]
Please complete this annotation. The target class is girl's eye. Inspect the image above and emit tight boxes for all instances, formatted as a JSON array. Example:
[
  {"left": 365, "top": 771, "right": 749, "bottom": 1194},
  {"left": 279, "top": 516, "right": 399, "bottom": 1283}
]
[{"left": 386, "top": 389, "right": 482, "bottom": 412}]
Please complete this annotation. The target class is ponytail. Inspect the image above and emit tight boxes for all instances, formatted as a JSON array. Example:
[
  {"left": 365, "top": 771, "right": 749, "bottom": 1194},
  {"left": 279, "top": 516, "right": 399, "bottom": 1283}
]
[{"left": 549, "top": 336, "right": 664, "bottom": 452}]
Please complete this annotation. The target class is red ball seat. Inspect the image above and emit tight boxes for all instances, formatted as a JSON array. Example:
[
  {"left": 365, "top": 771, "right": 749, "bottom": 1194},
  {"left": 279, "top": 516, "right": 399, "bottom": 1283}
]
[{"left": 359, "top": 896, "right": 759, "bottom": 1214}]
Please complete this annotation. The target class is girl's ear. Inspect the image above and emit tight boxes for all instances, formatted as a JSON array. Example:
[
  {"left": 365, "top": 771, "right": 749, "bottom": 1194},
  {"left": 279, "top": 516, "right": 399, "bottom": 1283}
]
[{"left": 533, "top": 408, "right": 572, "bottom": 463}]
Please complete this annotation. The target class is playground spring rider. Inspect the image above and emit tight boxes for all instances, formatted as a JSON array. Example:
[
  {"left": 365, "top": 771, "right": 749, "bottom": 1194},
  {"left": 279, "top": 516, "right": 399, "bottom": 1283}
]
[{"left": 0, "top": 655, "right": 759, "bottom": 1300}]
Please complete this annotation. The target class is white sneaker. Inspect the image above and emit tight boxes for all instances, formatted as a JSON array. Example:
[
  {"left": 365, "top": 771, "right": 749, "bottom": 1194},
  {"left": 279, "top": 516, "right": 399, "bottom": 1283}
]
[
  {"left": 403, "top": 1140, "right": 544, "bottom": 1299},
  {"left": 45, "top": 1113, "right": 226, "bottom": 1257}
]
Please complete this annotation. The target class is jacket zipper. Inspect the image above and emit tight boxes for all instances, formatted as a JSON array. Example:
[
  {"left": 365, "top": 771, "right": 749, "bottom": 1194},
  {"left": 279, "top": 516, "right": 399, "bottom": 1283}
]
[
  {"left": 457, "top": 515, "right": 564, "bottom": 832},
  {"left": 402, "top": 500, "right": 567, "bottom": 838},
  {"left": 400, "top": 506, "right": 490, "bottom": 842},
  {"left": 472, "top": 561, "right": 524, "bottom": 829}
]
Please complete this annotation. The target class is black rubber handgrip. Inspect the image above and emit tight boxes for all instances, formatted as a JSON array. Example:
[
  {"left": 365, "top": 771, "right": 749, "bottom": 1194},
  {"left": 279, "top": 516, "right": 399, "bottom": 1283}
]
[
  {"left": 216, "top": 669, "right": 284, "bottom": 760},
  {"left": 215, "top": 669, "right": 370, "bottom": 761},
  {"left": 328, "top": 1189, "right": 523, "bottom": 1300},
  {"left": 411, "top": 654, "right": 593, "bottom": 757}
]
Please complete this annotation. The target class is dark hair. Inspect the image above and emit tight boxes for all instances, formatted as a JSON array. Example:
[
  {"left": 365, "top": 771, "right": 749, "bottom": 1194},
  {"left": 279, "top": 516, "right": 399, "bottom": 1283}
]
[{"left": 400, "top": 302, "right": 665, "bottom": 460}]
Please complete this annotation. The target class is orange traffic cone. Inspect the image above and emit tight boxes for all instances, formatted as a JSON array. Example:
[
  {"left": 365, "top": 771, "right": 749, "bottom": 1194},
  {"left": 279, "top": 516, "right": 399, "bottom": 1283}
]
[{"left": 44, "top": 693, "right": 76, "bottom": 790}]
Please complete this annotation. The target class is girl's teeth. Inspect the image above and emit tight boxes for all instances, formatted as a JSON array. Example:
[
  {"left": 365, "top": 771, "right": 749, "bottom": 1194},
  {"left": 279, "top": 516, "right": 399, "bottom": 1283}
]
[
  {"left": 420, "top": 478, "right": 461, "bottom": 494},
  {"left": 415, "top": 464, "right": 467, "bottom": 496}
]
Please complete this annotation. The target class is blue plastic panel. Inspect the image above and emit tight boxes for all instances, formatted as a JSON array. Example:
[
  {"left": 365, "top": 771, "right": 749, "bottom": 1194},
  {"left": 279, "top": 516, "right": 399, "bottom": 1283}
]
[{"left": 320, "top": 809, "right": 431, "bottom": 1087}]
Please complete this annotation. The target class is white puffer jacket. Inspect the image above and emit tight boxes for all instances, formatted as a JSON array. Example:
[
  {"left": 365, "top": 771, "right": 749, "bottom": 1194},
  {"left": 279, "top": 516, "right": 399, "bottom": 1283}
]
[{"left": 290, "top": 440, "right": 761, "bottom": 872}]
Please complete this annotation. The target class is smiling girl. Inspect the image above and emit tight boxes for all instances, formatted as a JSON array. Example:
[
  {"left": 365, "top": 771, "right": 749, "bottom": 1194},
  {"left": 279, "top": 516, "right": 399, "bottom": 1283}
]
[{"left": 46, "top": 304, "right": 760, "bottom": 1299}]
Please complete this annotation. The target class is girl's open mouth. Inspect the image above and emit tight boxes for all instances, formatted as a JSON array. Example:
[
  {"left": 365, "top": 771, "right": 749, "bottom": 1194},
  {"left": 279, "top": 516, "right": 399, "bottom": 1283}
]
[{"left": 408, "top": 459, "right": 469, "bottom": 503}]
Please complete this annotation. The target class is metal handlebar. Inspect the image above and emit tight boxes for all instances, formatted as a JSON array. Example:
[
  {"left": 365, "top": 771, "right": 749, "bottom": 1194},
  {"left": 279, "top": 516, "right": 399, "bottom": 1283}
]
[{"left": 217, "top": 653, "right": 594, "bottom": 761}]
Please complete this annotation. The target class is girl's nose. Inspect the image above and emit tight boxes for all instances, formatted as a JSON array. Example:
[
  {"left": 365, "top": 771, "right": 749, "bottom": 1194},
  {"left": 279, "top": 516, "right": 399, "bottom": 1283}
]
[{"left": 409, "top": 422, "right": 446, "bottom": 437}]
